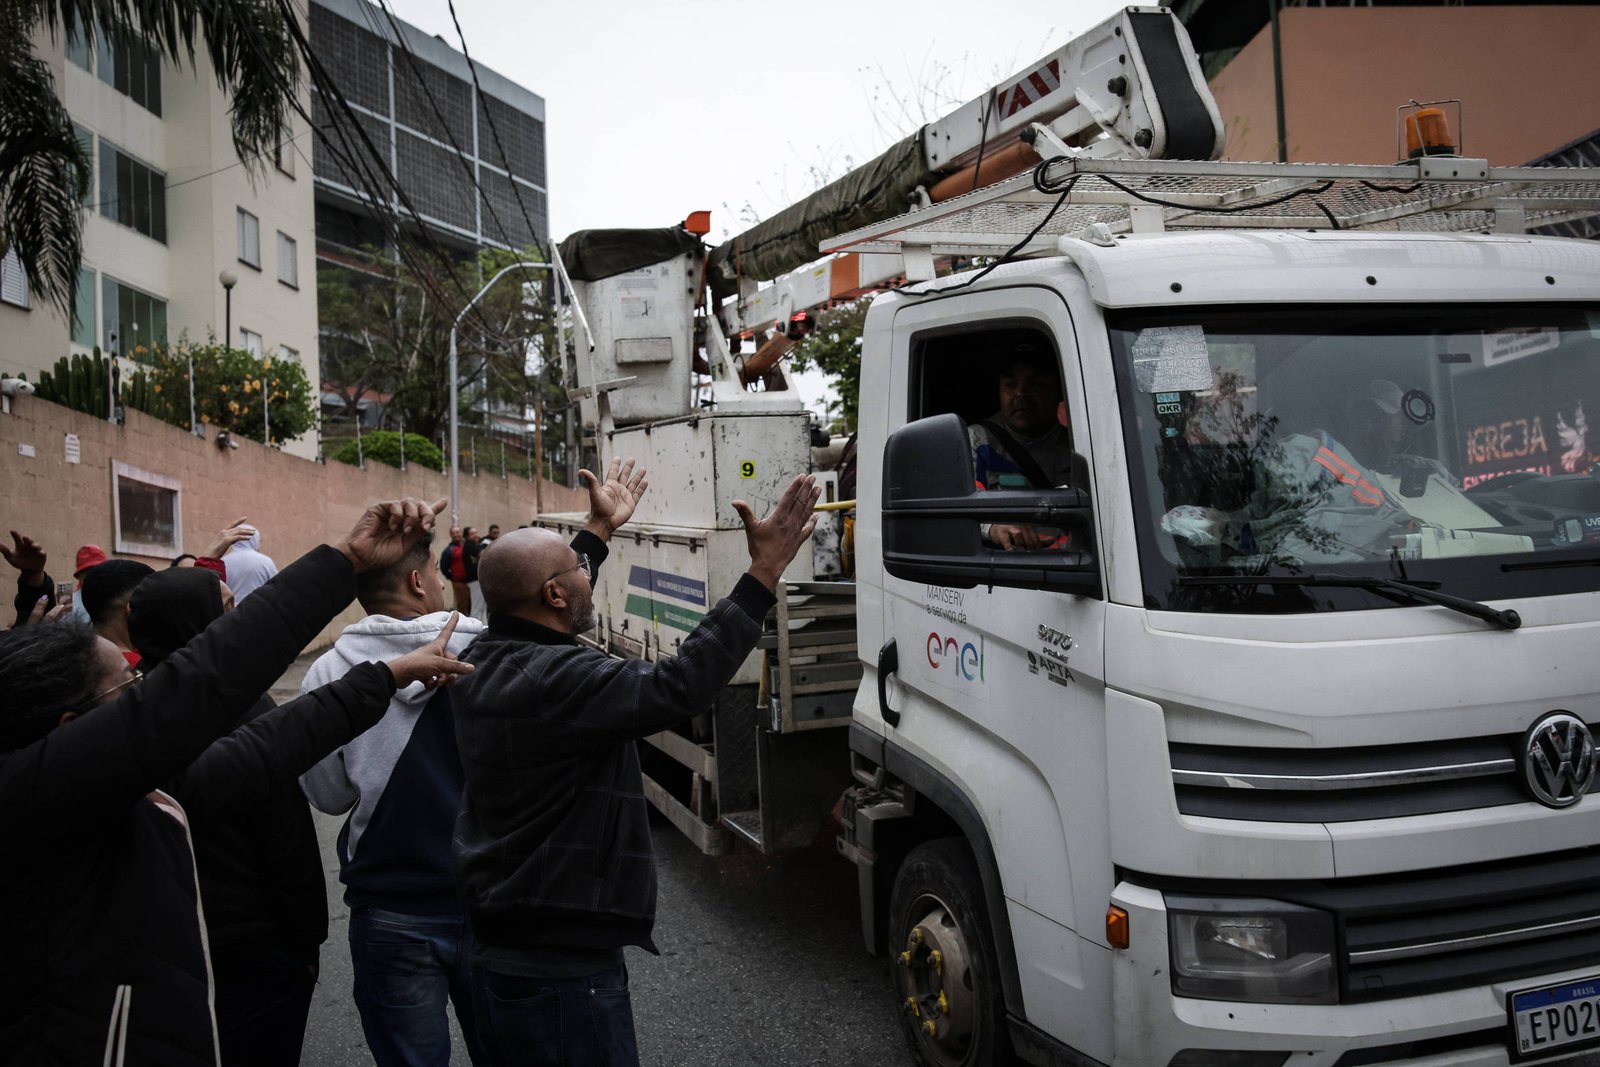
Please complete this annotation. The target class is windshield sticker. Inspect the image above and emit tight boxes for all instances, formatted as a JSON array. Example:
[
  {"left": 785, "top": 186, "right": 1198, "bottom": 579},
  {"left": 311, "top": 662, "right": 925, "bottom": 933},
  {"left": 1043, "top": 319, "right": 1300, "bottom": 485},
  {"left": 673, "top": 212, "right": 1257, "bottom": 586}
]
[
  {"left": 1132, "top": 326, "right": 1214, "bottom": 392},
  {"left": 1484, "top": 326, "right": 1560, "bottom": 367},
  {"left": 1554, "top": 515, "right": 1600, "bottom": 547}
]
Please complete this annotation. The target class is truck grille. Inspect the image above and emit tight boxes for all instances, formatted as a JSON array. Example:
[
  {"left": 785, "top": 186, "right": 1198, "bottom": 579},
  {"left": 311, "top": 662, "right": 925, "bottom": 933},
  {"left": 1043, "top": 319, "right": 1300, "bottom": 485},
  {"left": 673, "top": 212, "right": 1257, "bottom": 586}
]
[
  {"left": 1330, "top": 848, "right": 1600, "bottom": 1002},
  {"left": 1166, "top": 726, "right": 1579, "bottom": 822}
]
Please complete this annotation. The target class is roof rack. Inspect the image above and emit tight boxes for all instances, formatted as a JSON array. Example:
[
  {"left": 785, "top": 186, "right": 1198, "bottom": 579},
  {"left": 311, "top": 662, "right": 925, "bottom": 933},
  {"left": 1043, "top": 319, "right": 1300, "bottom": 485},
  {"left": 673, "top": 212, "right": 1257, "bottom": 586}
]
[{"left": 819, "top": 156, "right": 1600, "bottom": 268}]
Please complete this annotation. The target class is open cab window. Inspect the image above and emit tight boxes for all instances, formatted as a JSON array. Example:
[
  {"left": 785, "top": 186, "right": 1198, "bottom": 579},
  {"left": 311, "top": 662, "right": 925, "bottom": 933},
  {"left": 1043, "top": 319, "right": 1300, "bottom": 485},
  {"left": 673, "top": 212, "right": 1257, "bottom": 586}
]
[{"left": 882, "top": 322, "right": 1100, "bottom": 596}]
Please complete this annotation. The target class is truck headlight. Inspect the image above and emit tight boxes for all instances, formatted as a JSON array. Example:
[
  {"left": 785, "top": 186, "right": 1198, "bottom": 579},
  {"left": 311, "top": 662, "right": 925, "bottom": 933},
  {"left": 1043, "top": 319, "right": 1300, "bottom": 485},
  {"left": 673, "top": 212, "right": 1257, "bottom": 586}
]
[{"left": 1166, "top": 896, "right": 1336, "bottom": 1005}]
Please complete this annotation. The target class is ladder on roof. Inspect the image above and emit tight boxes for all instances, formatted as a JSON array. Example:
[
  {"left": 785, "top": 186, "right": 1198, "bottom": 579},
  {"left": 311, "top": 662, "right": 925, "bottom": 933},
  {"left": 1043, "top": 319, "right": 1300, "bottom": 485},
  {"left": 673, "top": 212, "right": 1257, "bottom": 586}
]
[{"left": 818, "top": 154, "right": 1600, "bottom": 276}]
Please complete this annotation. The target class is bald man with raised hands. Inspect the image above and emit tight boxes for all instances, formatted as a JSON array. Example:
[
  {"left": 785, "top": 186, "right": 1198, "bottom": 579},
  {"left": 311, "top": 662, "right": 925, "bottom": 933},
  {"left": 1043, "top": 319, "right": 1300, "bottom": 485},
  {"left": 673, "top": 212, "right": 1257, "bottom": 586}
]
[{"left": 453, "top": 466, "right": 820, "bottom": 1067}]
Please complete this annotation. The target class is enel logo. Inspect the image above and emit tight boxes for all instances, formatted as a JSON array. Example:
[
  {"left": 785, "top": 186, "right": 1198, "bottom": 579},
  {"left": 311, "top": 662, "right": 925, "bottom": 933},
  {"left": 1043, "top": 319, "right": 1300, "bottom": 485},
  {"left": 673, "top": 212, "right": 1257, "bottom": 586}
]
[{"left": 927, "top": 631, "right": 985, "bottom": 682}]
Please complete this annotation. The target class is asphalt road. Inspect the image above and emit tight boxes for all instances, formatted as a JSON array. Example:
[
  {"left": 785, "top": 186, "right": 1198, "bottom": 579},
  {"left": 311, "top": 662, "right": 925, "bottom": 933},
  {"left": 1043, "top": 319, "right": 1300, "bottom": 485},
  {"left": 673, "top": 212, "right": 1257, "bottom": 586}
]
[{"left": 299, "top": 811, "right": 915, "bottom": 1067}]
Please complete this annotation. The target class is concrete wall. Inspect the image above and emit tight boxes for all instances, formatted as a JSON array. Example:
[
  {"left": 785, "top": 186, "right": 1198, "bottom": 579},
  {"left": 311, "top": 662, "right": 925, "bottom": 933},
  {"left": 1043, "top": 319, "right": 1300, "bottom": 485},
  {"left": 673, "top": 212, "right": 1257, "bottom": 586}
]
[
  {"left": 1209, "top": 6, "right": 1600, "bottom": 165},
  {"left": 1, "top": 397, "right": 584, "bottom": 648}
]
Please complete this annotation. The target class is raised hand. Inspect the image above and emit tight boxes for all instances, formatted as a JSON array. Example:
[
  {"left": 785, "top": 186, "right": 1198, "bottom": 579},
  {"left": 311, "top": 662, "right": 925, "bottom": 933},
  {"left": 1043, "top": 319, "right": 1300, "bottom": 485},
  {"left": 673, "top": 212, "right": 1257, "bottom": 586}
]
[
  {"left": 335, "top": 498, "right": 447, "bottom": 574},
  {"left": 25, "top": 596, "right": 69, "bottom": 625},
  {"left": 732, "top": 474, "right": 822, "bottom": 592},
  {"left": 202, "top": 517, "right": 257, "bottom": 560},
  {"left": 386, "top": 611, "right": 475, "bottom": 689},
  {"left": 1, "top": 531, "right": 47, "bottom": 578},
  {"left": 580, "top": 456, "right": 649, "bottom": 539}
]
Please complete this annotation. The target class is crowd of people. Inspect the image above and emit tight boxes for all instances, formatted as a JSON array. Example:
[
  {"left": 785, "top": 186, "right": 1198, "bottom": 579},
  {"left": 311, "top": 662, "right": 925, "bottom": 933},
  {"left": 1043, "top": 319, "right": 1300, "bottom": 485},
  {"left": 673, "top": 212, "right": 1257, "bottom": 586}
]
[{"left": 0, "top": 457, "right": 819, "bottom": 1067}]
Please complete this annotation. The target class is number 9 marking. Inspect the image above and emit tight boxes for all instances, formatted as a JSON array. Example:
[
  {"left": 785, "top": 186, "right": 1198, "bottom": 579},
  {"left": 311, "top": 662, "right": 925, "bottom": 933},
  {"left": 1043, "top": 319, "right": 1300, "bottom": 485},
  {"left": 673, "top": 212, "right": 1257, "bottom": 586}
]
[{"left": 740, "top": 461, "right": 756, "bottom": 479}]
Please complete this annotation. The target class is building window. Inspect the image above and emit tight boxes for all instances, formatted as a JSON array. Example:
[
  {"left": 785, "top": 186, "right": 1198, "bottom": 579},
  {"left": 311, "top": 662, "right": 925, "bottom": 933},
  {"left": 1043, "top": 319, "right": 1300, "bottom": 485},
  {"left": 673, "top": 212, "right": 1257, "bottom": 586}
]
[
  {"left": 276, "top": 232, "right": 298, "bottom": 288},
  {"left": 240, "top": 329, "right": 263, "bottom": 356},
  {"left": 74, "top": 124, "right": 95, "bottom": 205},
  {"left": 0, "top": 250, "right": 29, "bottom": 310},
  {"left": 66, "top": 25, "right": 91, "bottom": 71},
  {"left": 72, "top": 267, "right": 97, "bottom": 347},
  {"left": 112, "top": 460, "right": 181, "bottom": 556},
  {"left": 274, "top": 129, "right": 295, "bottom": 178},
  {"left": 237, "top": 208, "right": 260, "bottom": 269},
  {"left": 97, "top": 32, "right": 162, "bottom": 115},
  {"left": 102, "top": 275, "right": 167, "bottom": 354},
  {"left": 97, "top": 140, "right": 166, "bottom": 242}
]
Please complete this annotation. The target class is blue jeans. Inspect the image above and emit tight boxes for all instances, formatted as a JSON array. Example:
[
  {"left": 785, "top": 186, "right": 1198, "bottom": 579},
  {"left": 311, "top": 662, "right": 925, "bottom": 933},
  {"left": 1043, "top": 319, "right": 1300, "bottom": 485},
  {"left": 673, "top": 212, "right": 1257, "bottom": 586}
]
[
  {"left": 348, "top": 905, "right": 490, "bottom": 1067},
  {"left": 472, "top": 963, "right": 639, "bottom": 1067}
]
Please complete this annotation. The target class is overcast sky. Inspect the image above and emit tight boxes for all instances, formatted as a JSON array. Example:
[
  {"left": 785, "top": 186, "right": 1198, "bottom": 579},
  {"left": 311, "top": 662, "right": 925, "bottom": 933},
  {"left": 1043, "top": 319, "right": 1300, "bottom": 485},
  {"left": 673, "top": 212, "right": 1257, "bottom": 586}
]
[
  {"left": 386, "top": 0, "right": 1131, "bottom": 237},
  {"left": 383, "top": 0, "right": 1132, "bottom": 415}
]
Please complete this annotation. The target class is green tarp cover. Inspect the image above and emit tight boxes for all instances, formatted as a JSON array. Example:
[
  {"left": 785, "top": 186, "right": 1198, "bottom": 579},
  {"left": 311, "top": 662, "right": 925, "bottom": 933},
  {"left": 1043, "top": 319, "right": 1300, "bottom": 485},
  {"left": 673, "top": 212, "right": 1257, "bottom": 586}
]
[
  {"left": 558, "top": 226, "right": 703, "bottom": 283},
  {"left": 709, "top": 131, "right": 932, "bottom": 301}
]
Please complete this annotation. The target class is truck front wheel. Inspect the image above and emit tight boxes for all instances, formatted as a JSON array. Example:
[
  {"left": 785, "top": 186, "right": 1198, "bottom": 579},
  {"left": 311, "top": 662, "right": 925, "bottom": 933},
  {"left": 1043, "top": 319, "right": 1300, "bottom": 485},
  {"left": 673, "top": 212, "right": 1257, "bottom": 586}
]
[{"left": 889, "top": 838, "right": 1009, "bottom": 1067}]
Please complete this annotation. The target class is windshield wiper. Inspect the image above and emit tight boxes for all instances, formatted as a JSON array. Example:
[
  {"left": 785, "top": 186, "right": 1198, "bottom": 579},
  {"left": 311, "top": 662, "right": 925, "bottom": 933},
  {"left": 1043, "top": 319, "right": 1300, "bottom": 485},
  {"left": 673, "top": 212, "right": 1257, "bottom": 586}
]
[{"left": 1179, "top": 574, "right": 1521, "bottom": 630}]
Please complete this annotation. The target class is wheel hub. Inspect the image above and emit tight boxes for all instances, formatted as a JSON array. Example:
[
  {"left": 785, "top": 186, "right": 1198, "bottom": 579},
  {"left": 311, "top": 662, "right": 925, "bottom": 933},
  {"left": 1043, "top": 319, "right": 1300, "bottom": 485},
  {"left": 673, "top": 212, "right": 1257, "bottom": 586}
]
[{"left": 896, "top": 894, "right": 976, "bottom": 1066}]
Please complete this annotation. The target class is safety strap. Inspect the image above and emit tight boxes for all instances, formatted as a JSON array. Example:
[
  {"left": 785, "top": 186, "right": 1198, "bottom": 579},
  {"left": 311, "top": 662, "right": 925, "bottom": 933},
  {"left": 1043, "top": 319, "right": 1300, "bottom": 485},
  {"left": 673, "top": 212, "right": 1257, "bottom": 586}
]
[{"left": 978, "top": 420, "right": 1056, "bottom": 489}]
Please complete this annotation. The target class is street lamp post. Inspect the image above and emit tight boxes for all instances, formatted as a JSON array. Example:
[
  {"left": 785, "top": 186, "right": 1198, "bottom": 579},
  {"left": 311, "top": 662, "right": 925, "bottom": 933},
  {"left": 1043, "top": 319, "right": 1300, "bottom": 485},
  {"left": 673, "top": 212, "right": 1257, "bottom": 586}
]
[
  {"left": 219, "top": 270, "right": 237, "bottom": 346},
  {"left": 449, "top": 260, "right": 550, "bottom": 523}
]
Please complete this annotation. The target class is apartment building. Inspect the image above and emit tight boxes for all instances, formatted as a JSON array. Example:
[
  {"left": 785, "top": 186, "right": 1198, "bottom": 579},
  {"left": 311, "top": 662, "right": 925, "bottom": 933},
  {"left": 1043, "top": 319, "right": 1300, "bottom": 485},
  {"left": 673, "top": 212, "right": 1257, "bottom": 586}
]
[
  {"left": 308, "top": 0, "right": 549, "bottom": 261},
  {"left": 3, "top": 19, "right": 321, "bottom": 457}
]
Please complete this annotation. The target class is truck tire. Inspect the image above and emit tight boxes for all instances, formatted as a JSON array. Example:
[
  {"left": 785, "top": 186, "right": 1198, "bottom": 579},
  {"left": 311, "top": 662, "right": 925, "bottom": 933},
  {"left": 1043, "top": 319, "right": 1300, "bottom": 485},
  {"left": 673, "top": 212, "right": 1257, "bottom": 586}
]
[{"left": 889, "top": 838, "right": 1010, "bottom": 1067}]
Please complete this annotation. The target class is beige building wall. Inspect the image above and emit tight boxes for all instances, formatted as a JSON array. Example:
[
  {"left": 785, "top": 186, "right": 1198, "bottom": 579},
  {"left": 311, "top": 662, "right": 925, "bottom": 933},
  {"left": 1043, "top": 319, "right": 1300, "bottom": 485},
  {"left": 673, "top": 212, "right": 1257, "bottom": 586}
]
[
  {"left": 0, "top": 398, "right": 585, "bottom": 649},
  {"left": 6, "top": 18, "right": 322, "bottom": 456},
  {"left": 1209, "top": 6, "right": 1600, "bottom": 166}
]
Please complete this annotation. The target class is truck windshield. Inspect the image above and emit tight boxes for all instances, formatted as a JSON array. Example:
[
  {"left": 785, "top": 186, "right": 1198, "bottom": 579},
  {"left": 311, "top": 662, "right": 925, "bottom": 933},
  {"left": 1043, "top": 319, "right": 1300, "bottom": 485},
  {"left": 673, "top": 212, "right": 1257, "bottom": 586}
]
[{"left": 1109, "top": 304, "right": 1600, "bottom": 614}]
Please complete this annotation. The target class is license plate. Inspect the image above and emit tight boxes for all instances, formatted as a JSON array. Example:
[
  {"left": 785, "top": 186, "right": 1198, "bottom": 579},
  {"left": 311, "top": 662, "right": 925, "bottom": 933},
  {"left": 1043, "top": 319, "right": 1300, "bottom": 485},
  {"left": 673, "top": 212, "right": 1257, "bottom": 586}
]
[{"left": 1509, "top": 976, "right": 1600, "bottom": 1061}]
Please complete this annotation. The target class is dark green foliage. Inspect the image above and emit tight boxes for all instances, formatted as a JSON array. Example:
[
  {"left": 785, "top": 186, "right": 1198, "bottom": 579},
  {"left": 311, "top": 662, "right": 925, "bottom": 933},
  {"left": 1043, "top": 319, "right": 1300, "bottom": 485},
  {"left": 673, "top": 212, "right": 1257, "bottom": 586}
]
[
  {"left": 331, "top": 431, "right": 444, "bottom": 472},
  {"left": 788, "top": 298, "right": 868, "bottom": 433},
  {"left": 36, "top": 348, "right": 113, "bottom": 417}
]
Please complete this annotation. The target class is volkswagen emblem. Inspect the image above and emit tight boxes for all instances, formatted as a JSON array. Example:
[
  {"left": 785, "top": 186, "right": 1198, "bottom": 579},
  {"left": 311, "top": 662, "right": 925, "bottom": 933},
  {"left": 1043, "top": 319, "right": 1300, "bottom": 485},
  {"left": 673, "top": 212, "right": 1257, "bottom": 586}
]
[{"left": 1521, "top": 712, "right": 1597, "bottom": 809}]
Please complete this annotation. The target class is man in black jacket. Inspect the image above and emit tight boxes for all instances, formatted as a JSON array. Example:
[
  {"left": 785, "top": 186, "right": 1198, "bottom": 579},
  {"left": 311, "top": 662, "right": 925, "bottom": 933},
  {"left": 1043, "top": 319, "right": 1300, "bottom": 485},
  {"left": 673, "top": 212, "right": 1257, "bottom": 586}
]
[
  {"left": 131, "top": 566, "right": 402, "bottom": 1067},
  {"left": 455, "top": 469, "right": 819, "bottom": 1067},
  {"left": 0, "top": 497, "right": 470, "bottom": 1067}
]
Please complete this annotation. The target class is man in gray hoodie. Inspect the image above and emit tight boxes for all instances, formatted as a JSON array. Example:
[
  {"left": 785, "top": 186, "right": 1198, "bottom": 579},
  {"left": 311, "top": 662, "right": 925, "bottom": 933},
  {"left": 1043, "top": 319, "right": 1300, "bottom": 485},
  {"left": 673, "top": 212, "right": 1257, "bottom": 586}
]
[{"left": 300, "top": 532, "right": 489, "bottom": 1067}]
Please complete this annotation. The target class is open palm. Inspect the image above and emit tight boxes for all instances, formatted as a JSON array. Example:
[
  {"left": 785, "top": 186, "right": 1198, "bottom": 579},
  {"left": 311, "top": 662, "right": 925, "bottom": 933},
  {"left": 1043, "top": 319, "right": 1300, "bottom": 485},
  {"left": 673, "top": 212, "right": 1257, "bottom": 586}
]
[{"left": 580, "top": 457, "right": 649, "bottom": 536}]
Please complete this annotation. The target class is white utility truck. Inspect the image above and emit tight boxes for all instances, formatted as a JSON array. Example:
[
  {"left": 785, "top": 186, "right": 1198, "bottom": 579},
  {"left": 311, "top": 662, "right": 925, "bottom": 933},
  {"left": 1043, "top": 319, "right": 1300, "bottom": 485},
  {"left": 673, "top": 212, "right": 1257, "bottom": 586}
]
[{"left": 547, "top": 7, "right": 1600, "bottom": 1065}]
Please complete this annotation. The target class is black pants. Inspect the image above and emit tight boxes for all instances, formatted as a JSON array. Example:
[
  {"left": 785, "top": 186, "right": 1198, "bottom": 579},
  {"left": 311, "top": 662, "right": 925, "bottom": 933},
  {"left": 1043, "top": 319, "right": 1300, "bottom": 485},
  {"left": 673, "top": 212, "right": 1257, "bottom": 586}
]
[{"left": 213, "top": 948, "right": 319, "bottom": 1067}]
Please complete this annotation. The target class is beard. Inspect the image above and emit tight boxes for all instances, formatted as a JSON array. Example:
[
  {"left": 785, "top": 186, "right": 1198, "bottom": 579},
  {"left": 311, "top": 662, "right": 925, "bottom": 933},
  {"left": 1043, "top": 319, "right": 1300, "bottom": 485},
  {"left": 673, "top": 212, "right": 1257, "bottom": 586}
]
[{"left": 564, "top": 579, "right": 597, "bottom": 634}]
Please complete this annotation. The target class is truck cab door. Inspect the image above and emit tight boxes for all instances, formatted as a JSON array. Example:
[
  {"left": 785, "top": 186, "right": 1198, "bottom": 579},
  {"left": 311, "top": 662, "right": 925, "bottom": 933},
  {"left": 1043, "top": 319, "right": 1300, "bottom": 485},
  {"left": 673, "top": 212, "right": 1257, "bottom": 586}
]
[{"left": 860, "top": 283, "right": 1115, "bottom": 1052}]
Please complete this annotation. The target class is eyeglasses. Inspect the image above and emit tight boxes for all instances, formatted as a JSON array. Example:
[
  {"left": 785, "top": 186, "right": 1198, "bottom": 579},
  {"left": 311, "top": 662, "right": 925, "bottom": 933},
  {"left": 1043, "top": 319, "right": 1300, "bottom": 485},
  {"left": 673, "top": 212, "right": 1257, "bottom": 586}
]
[
  {"left": 90, "top": 669, "right": 143, "bottom": 707},
  {"left": 543, "top": 552, "right": 591, "bottom": 587}
]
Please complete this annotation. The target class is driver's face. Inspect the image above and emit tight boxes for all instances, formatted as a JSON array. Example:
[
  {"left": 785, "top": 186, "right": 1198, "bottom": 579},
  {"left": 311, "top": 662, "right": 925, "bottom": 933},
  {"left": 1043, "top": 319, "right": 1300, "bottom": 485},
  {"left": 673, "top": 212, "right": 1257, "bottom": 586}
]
[{"left": 999, "top": 364, "right": 1061, "bottom": 437}]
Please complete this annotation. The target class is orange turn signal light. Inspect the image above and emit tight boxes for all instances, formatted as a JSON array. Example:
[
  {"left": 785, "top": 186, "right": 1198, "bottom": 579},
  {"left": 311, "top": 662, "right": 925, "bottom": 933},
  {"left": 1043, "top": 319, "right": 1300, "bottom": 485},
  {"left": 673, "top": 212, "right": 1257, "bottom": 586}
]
[
  {"left": 1107, "top": 905, "right": 1130, "bottom": 950},
  {"left": 683, "top": 210, "right": 712, "bottom": 235}
]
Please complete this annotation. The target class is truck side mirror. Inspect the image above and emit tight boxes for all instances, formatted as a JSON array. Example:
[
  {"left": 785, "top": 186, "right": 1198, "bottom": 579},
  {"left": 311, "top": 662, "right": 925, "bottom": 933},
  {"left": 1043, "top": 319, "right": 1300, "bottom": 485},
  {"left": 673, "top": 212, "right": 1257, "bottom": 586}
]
[{"left": 882, "top": 414, "right": 1102, "bottom": 597}]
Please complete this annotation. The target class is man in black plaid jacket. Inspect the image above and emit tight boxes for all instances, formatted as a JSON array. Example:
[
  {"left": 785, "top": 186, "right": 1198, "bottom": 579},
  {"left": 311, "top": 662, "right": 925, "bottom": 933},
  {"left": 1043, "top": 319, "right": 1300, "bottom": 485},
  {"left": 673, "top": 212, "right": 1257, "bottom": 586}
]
[{"left": 454, "top": 460, "right": 821, "bottom": 1067}]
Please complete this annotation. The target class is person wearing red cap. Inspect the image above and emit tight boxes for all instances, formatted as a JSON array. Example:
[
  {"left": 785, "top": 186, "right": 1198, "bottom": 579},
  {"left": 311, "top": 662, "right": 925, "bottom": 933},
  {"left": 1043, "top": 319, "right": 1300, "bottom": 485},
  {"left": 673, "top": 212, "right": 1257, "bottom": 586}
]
[{"left": 66, "top": 545, "right": 109, "bottom": 624}]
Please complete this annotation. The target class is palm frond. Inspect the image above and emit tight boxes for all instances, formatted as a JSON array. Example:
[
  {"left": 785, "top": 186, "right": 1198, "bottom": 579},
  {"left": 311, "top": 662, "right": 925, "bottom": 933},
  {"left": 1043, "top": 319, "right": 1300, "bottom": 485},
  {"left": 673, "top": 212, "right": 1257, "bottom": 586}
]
[
  {"left": 0, "top": 44, "right": 89, "bottom": 320},
  {"left": 17, "top": 0, "right": 299, "bottom": 171}
]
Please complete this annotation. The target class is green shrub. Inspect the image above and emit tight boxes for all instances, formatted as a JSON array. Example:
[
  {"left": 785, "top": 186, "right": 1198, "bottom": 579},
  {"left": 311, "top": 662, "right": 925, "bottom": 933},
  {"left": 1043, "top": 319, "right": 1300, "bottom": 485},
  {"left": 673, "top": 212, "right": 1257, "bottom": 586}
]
[{"left": 331, "top": 430, "right": 444, "bottom": 472}]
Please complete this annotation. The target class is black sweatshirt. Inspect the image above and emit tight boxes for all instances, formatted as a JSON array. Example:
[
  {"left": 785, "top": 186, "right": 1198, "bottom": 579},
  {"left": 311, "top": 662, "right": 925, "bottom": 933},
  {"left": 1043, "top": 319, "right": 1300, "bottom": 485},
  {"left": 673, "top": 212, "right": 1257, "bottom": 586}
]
[
  {"left": 453, "top": 531, "right": 775, "bottom": 965},
  {"left": 0, "top": 545, "right": 393, "bottom": 1067}
]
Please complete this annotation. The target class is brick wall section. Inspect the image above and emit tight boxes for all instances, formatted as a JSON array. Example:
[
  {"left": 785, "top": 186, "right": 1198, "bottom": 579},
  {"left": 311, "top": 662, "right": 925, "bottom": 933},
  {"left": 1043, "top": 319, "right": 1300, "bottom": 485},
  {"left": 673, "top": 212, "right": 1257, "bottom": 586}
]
[{"left": 1, "top": 399, "right": 586, "bottom": 648}]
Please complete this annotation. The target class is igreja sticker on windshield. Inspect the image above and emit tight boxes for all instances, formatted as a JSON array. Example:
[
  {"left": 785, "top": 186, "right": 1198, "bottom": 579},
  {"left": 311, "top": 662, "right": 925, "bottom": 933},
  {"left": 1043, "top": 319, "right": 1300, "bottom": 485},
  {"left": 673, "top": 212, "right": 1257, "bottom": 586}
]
[{"left": 1132, "top": 325, "right": 1214, "bottom": 392}]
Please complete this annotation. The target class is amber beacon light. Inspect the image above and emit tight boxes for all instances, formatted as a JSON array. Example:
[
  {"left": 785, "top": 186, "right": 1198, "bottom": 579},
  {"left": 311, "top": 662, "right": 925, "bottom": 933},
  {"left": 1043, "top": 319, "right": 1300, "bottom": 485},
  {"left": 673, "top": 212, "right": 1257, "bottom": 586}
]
[{"left": 1399, "top": 100, "right": 1461, "bottom": 159}]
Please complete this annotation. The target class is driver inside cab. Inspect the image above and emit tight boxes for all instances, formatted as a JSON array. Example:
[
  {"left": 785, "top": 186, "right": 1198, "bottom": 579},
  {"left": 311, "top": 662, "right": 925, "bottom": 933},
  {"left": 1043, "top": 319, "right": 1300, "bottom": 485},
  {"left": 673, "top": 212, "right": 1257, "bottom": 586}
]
[{"left": 969, "top": 344, "right": 1075, "bottom": 550}]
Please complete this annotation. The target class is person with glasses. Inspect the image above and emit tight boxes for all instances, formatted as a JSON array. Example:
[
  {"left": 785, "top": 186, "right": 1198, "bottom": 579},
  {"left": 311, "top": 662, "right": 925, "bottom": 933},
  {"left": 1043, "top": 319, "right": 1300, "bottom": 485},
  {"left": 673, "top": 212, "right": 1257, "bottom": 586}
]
[
  {"left": 0, "top": 496, "right": 472, "bottom": 1067},
  {"left": 454, "top": 463, "right": 821, "bottom": 1067}
]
